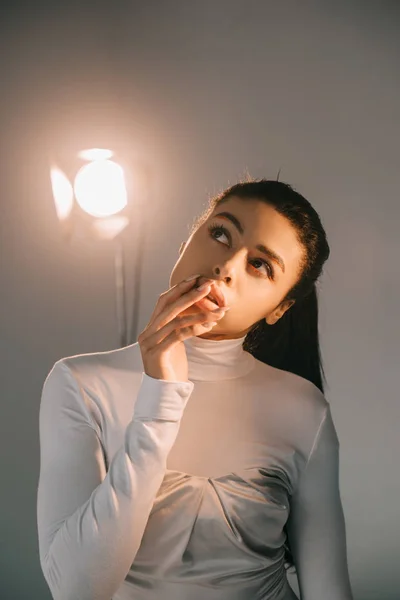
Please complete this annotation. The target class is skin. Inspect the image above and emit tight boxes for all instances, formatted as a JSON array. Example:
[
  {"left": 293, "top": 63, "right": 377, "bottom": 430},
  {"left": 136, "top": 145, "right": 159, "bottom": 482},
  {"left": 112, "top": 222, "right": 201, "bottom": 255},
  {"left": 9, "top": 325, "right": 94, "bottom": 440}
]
[{"left": 169, "top": 196, "right": 306, "bottom": 340}]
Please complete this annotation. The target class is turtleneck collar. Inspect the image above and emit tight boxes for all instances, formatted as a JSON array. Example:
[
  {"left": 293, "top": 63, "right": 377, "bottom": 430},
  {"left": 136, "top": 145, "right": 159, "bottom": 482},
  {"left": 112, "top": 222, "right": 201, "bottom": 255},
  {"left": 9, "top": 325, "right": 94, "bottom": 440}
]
[{"left": 183, "top": 334, "right": 256, "bottom": 382}]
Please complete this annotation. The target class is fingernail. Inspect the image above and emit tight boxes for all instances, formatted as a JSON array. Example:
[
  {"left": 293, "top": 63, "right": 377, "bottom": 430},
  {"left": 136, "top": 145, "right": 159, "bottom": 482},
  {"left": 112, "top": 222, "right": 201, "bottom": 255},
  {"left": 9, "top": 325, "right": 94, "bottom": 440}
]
[
  {"left": 196, "top": 282, "right": 211, "bottom": 291},
  {"left": 184, "top": 273, "right": 201, "bottom": 282}
]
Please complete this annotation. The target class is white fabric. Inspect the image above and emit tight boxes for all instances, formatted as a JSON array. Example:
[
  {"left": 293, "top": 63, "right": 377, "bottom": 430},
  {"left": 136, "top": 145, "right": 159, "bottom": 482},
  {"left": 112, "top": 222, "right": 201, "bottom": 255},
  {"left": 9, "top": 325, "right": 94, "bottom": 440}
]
[{"left": 37, "top": 333, "right": 353, "bottom": 599}]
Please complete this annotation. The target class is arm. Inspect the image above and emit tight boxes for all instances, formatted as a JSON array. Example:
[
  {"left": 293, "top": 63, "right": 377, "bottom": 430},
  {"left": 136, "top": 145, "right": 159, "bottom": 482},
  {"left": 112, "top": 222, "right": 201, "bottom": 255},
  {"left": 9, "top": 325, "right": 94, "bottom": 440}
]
[
  {"left": 37, "top": 360, "right": 194, "bottom": 600},
  {"left": 286, "top": 405, "right": 353, "bottom": 600}
]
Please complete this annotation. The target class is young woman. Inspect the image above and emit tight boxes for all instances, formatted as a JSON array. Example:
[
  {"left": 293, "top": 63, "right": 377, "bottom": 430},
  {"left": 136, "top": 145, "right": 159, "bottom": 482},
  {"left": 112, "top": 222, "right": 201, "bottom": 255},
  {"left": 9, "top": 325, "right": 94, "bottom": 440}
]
[{"left": 37, "top": 180, "right": 354, "bottom": 600}]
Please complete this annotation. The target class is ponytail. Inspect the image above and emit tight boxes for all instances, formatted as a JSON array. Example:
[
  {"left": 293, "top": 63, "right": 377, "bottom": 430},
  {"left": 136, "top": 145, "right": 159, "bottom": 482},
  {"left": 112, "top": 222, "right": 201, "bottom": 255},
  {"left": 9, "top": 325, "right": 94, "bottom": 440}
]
[
  {"left": 243, "top": 283, "right": 326, "bottom": 393},
  {"left": 193, "top": 178, "right": 331, "bottom": 574},
  {"left": 243, "top": 282, "right": 326, "bottom": 574}
]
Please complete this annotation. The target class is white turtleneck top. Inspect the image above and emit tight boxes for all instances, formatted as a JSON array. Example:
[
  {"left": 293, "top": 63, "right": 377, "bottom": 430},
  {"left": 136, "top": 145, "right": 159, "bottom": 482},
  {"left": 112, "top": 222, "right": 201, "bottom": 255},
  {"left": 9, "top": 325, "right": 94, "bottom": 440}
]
[{"left": 37, "top": 334, "right": 353, "bottom": 600}]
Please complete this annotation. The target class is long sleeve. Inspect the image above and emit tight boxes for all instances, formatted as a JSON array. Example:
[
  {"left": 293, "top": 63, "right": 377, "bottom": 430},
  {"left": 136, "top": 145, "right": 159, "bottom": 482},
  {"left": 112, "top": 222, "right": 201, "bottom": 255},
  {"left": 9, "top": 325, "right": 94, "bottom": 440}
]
[
  {"left": 37, "top": 360, "right": 194, "bottom": 600},
  {"left": 286, "top": 405, "right": 353, "bottom": 600}
]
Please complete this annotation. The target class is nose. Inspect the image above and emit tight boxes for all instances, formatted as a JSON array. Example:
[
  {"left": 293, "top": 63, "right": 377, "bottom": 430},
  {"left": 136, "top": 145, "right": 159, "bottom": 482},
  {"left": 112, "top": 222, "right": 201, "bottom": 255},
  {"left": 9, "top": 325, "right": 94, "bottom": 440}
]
[
  {"left": 199, "top": 272, "right": 229, "bottom": 284},
  {"left": 212, "top": 266, "right": 231, "bottom": 283},
  {"left": 197, "top": 266, "right": 233, "bottom": 288}
]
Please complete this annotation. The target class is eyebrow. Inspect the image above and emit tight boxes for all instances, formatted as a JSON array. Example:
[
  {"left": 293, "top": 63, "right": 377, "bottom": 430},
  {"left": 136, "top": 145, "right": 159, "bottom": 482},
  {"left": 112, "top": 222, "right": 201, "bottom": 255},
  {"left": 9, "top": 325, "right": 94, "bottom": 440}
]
[{"left": 213, "top": 211, "right": 286, "bottom": 273}]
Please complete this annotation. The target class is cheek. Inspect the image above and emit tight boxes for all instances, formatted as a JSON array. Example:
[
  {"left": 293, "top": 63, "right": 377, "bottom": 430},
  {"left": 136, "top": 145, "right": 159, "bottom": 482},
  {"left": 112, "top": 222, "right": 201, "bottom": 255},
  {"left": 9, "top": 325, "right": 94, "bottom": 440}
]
[{"left": 238, "top": 290, "right": 276, "bottom": 322}]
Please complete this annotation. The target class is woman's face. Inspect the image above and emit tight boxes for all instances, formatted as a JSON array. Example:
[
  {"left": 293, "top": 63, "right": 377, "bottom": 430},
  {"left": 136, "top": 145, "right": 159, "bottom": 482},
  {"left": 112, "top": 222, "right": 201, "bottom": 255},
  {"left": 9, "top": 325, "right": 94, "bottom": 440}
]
[{"left": 169, "top": 196, "right": 305, "bottom": 340}]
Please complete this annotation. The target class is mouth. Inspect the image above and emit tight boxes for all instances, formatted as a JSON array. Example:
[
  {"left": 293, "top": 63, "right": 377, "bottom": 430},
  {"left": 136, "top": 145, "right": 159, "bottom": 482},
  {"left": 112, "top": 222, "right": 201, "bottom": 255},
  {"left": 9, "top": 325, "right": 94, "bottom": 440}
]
[
  {"left": 194, "top": 278, "right": 226, "bottom": 308},
  {"left": 196, "top": 295, "right": 222, "bottom": 313},
  {"left": 202, "top": 282, "right": 225, "bottom": 308},
  {"left": 205, "top": 291, "right": 220, "bottom": 307}
]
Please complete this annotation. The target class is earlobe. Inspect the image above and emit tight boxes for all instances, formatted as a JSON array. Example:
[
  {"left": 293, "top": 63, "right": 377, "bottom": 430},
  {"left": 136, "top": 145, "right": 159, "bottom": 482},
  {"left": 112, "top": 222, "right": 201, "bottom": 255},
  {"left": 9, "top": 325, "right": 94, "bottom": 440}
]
[
  {"left": 265, "top": 314, "right": 279, "bottom": 326},
  {"left": 265, "top": 311, "right": 279, "bottom": 326},
  {"left": 265, "top": 299, "right": 295, "bottom": 325}
]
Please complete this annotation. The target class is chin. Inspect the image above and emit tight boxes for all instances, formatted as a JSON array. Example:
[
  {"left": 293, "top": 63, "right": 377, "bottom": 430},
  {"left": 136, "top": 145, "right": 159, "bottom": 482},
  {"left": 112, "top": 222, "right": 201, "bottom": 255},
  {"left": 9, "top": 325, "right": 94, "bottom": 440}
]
[{"left": 197, "top": 330, "right": 225, "bottom": 340}]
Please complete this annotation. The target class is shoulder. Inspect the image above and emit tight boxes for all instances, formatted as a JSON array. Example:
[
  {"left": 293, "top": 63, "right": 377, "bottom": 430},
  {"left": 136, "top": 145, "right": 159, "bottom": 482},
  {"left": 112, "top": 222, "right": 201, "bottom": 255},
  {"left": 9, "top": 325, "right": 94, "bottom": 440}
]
[
  {"left": 252, "top": 358, "right": 331, "bottom": 454},
  {"left": 47, "top": 342, "right": 142, "bottom": 383},
  {"left": 41, "top": 343, "right": 144, "bottom": 422},
  {"left": 253, "top": 358, "right": 328, "bottom": 416}
]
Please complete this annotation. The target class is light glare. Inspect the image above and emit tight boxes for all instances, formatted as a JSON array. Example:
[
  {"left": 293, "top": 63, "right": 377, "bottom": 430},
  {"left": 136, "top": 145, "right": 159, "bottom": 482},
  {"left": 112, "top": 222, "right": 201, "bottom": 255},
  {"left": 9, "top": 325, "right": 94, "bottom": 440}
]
[
  {"left": 50, "top": 167, "right": 74, "bottom": 221},
  {"left": 74, "top": 160, "right": 128, "bottom": 218},
  {"left": 91, "top": 215, "right": 130, "bottom": 240},
  {"left": 78, "top": 148, "right": 114, "bottom": 161}
]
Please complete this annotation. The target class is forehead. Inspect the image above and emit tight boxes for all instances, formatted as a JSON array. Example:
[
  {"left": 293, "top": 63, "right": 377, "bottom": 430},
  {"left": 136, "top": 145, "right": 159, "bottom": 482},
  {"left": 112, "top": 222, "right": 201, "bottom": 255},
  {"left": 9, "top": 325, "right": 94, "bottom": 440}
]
[
  {"left": 211, "top": 196, "right": 300, "bottom": 243},
  {"left": 212, "top": 196, "right": 282, "bottom": 225},
  {"left": 210, "top": 196, "right": 305, "bottom": 273}
]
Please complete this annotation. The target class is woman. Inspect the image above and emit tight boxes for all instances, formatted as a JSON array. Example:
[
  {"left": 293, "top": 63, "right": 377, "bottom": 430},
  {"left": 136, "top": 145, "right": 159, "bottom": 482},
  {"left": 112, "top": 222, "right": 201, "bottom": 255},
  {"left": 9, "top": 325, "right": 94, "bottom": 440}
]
[{"left": 37, "top": 180, "right": 354, "bottom": 599}]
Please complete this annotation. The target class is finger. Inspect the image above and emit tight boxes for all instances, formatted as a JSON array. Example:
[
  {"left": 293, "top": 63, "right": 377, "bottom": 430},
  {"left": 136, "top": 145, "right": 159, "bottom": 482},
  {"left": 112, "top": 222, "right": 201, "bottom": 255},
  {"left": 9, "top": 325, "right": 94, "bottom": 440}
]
[
  {"left": 149, "top": 275, "right": 203, "bottom": 322},
  {"left": 141, "top": 283, "right": 216, "bottom": 346},
  {"left": 148, "top": 282, "right": 214, "bottom": 336},
  {"left": 141, "top": 307, "right": 225, "bottom": 352},
  {"left": 157, "top": 319, "right": 219, "bottom": 352}
]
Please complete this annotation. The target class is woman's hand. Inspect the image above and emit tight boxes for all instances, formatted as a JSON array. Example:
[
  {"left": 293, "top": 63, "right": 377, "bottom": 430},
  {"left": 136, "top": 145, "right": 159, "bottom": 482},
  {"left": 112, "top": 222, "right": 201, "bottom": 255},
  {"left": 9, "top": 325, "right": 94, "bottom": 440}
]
[{"left": 138, "top": 277, "right": 229, "bottom": 382}]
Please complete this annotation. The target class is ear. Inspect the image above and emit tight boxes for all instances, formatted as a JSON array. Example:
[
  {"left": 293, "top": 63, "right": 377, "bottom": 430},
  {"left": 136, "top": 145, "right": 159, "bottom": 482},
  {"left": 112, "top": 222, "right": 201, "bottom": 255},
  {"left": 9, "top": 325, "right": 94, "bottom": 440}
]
[
  {"left": 179, "top": 241, "right": 186, "bottom": 256},
  {"left": 265, "top": 299, "right": 295, "bottom": 325}
]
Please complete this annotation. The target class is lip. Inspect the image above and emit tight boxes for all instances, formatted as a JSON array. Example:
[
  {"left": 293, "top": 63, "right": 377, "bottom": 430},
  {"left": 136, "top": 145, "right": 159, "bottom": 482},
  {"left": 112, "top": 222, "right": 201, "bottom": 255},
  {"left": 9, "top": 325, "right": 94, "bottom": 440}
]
[
  {"left": 198, "top": 279, "right": 226, "bottom": 308},
  {"left": 196, "top": 296, "right": 223, "bottom": 312}
]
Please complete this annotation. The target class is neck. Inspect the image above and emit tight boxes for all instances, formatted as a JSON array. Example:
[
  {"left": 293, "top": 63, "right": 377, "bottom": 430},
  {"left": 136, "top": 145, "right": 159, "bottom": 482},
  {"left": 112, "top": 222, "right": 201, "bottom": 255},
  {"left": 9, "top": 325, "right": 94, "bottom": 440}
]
[{"left": 183, "top": 333, "right": 255, "bottom": 382}]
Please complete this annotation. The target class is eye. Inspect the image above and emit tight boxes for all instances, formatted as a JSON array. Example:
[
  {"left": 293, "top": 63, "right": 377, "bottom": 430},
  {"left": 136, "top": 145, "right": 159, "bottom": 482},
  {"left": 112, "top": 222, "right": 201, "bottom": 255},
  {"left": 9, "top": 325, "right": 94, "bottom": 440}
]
[{"left": 207, "top": 223, "right": 274, "bottom": 280}]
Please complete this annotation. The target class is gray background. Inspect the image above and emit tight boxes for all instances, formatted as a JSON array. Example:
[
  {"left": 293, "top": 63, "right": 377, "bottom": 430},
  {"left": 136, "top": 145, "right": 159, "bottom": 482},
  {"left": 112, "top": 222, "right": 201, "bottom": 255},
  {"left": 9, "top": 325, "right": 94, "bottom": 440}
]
[{"left": 1, "top": 1, "right": 399, "bottom": 598}]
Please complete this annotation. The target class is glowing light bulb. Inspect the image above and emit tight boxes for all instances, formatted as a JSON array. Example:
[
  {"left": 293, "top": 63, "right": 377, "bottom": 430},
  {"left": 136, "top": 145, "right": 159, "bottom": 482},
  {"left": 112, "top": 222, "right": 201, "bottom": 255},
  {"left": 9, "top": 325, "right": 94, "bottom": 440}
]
[
  {"left": 50, "top": 167, "right": 74, "bottom": 221},
  {"left": 78, "top": 148, "right": 114, "bottom": 161},
  {"left": 74, "top": 159, "right": 127, "bottom": 218}
]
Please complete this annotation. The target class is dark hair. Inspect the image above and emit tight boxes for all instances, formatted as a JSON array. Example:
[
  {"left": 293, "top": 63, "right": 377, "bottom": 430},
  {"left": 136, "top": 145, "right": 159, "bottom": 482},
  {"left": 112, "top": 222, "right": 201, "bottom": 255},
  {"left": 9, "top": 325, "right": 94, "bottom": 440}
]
[{"left": 190, "top": 178, "right": 330, "bottom": 573}]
